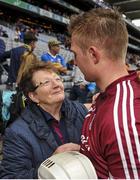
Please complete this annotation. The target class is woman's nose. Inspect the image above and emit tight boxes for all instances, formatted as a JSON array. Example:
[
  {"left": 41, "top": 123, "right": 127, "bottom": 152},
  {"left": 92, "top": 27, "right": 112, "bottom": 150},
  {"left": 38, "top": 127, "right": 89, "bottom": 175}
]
[{"left": 51, "top": 79, "right": 60, "bottom": 87}]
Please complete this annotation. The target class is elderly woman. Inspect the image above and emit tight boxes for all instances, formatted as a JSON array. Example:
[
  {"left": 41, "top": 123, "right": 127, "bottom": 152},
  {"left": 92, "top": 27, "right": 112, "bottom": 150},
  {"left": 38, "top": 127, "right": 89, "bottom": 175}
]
[{"left": 0, "top": 61, "right": 89, "bottom": 179}]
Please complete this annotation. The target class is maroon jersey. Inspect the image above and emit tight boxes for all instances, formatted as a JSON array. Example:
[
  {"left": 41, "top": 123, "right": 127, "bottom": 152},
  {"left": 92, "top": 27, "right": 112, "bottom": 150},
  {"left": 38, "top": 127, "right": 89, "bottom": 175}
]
[{"left": 80, "top": 72, "right": 140, "bottom": 179}]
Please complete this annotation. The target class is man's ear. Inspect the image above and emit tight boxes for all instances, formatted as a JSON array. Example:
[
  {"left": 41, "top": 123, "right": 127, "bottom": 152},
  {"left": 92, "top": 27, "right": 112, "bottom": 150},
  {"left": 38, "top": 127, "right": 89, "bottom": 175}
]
[
  {"left": 88, "top": 46, "right": 100, "bottom": 64},
  {"left": 28, "top": 92, "right": 39, "bottom": 104}
]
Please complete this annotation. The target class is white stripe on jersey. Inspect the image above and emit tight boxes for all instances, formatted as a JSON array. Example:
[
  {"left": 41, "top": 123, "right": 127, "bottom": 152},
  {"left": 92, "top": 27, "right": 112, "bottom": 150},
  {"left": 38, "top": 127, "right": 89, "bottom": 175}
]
[
  {"left": 122, "top": 81, "right": 138, "bottom": 179},
  {"left": 128, "top": 80, "right": 140, "bottom": 162},
  {"left": 113, "top": 83, "right": 130, "bottom": 179}
]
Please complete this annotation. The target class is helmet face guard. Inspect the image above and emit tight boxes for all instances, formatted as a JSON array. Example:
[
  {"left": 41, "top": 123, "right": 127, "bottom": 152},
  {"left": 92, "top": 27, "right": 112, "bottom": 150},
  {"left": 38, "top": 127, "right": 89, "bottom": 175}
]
[{"left": 38, "top": 151, "right": 97, "bottom": 179}]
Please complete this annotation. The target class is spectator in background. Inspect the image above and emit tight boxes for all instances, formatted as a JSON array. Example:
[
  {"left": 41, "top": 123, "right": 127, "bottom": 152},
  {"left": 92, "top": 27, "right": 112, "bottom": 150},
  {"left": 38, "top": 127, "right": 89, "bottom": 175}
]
[
  {"left": 0, "top": 38, "right": 6, "bottom": 83},
  {"left": 66, "top": 59, "right": 74, "bottom": 70},
  {"left": 41, "top": 40, "right": 66, "bottom": 68},
  {"left": 0, "top": 32, "right": 37, "bottom": 85},
  {"left": 0, "top": 60, "right": 89, "bottom": 179},
  {"left": 14, "top": 27, "right": 21, "bottom": 42},
  {"left": 70, "top": 64, "right": 99, "bottom": 103},
  {"left": 0, "top": 27, "right": 8, "bottom": 38},
  {"left": 70, "top": 64, "right": 89, "bottom": 103},
  {"left": 0, "top": 26, "right": 3, "bottom": 36},
  {"left": 69, "top": 8, "right": 140, "bottom": 179},
  {"left": 64, "top": 36, "right": 71, "bottom": 50},
  {"left": 0, "top": 38, "right": 5, "bottom": 56}
]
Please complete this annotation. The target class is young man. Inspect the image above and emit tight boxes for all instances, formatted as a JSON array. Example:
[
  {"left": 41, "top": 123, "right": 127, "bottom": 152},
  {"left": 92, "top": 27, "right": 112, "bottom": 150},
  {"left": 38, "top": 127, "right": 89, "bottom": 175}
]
[{"left": 69, "top": 8, "right": 140, "bottom": 179}]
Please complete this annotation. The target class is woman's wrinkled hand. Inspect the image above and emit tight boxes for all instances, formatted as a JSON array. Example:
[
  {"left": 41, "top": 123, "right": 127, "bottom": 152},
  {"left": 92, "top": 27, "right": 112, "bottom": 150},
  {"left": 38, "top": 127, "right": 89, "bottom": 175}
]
[{"left": 53, "top": 143, "right": 80, "bottom": 155}]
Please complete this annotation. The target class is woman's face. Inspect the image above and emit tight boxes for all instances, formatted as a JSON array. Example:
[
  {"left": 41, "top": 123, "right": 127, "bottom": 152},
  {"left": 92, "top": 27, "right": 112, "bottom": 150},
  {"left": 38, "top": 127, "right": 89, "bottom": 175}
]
[{"left": 30, "top": 70, "right": 65, "bottom": 106}]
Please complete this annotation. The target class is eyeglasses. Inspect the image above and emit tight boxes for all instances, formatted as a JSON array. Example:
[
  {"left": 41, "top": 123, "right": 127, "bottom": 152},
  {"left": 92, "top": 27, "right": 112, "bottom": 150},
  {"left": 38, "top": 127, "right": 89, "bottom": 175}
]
[{"left": 33, "top": 77, "right": 63, "bottom": 91}]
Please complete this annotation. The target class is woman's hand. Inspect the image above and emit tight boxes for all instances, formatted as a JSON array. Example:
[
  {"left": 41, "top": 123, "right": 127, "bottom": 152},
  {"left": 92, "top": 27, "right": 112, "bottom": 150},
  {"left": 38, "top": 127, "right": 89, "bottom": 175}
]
[{"left": 53, "top": 143, "right": 80, "bottom": 155}]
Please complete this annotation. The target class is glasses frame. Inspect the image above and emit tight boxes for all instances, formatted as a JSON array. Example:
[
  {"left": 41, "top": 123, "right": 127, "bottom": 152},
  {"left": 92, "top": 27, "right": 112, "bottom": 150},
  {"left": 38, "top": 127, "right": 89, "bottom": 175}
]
[{"left": 33, "top": 77, "right": 63, "bottom": 91}]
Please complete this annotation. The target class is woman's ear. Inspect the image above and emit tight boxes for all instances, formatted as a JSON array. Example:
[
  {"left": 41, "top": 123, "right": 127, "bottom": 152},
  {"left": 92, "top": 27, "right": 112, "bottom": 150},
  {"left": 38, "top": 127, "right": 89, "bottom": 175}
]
[
  {"left": 88, "top": 46, "right": 100, "bottom": 64},
  {"left": 28, "top": 92, "right": 39, "bottom": 104}
]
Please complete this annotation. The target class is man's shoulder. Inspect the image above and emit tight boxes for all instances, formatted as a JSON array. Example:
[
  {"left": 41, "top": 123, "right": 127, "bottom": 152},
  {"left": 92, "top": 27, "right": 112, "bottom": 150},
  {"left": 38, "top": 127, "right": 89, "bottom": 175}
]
[
  {"left": 41, "top": 52, "right": 51, "bottom": 59},
  {"left": 0, "top": 38, "right": 5, "bottom": 45},
  {"left": 56, "top": 54, "right": 64, "bottom": 59},
  {"left": 13, "top": 45, "right": 24, "bottom": 50},
  {"left": 11, "top": 45, "right": 26, "bottom": 53},
  {"left": 42, "top": 52, "right": 49, "bottom": 56}
]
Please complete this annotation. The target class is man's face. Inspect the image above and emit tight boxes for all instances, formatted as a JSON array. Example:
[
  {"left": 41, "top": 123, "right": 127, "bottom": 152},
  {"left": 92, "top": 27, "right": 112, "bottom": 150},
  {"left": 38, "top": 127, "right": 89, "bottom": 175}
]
[
  {"left": 51, "top": 45, "right": 60, "bottom": 54},
  {"left": 71, "top": 36, "right": 93, "bottom": 81}
]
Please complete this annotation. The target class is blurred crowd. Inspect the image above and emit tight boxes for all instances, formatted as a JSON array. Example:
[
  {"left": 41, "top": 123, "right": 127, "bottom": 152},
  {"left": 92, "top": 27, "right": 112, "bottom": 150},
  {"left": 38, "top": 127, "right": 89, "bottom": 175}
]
[
  {"left": 126, "top": 52, "right": 140, "bottom": 68},
  {"left": 24, "top": 0, "right": 71, "bottom": 19}
]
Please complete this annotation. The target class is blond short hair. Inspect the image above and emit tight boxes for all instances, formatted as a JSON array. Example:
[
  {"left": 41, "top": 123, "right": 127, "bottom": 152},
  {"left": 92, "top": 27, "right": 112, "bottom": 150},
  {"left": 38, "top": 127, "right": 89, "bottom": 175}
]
[{"left": 68, "top": 8, "right": 128, "bottom": 60}]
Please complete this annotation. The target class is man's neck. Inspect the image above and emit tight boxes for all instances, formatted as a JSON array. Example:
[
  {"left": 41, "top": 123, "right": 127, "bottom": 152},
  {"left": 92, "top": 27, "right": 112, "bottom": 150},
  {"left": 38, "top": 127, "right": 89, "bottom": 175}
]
[
  {"left": 97, "top": 63, "right": 129, "bottom": 92},
  {"left": 49, "top": 50, "right": 56, "bottom": 56}
]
